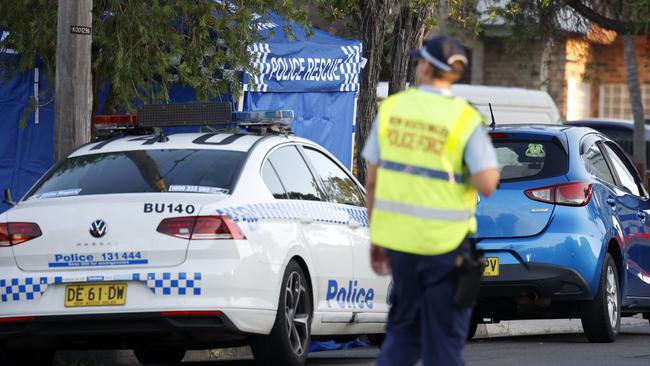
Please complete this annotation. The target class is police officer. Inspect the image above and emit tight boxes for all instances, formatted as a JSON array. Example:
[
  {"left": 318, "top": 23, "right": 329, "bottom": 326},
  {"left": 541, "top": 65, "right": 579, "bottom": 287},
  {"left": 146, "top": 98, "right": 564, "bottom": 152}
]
[{"left": 363, "top": 36, "right": 500, "bottom": 366}]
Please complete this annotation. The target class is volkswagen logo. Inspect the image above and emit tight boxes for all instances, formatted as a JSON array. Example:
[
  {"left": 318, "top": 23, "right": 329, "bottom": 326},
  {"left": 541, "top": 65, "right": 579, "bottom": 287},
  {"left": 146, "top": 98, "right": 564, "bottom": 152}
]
[{"left": 89, "top": 219, "right": 107, "bottom": 238}]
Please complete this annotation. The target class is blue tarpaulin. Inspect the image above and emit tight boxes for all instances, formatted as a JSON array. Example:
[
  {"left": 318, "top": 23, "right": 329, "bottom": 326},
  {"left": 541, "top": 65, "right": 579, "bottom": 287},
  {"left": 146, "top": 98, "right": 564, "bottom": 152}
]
[
  {"left": 0, "top": 53, "right": 54, "bottom": 213},
  {"left": 244, "top": 91, "right": 355, "bottom": 168}
]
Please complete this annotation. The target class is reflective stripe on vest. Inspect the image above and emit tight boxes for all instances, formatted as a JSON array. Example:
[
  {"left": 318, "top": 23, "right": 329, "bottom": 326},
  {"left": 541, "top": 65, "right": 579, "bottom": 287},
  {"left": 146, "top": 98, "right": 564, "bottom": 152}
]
[
  {"left": 374, "top": 199, "right": 471, "bottom": 222},
  {"left": 379, "top": 160, "right": 464, "bottom": 183},
  {"left": 370, "top": 88, "right": 482, "bottom": 256}
]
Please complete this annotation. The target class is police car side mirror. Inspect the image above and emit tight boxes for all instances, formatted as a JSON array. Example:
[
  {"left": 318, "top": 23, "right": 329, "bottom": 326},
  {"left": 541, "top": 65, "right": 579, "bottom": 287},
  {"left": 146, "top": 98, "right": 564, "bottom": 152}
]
[{"left": 3, "top": 188, "right": 16, "bottom": 207}]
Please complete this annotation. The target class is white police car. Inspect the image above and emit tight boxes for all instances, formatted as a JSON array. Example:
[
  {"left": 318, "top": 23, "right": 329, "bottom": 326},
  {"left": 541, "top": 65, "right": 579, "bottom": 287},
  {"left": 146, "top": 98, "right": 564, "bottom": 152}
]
[{"left": 0, "top": 105, "right": 390, "bottom": 366}]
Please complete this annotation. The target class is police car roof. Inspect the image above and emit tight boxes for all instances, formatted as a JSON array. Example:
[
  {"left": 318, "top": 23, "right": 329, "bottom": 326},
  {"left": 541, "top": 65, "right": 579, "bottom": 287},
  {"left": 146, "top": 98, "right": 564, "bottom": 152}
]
[{"left": 71, "top": 132, "right": 301, "bottom": 157}]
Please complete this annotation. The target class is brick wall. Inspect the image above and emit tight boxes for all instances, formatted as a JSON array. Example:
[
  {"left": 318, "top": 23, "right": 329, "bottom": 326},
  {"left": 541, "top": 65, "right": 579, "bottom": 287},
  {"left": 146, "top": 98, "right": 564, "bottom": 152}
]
[
  {"left": 588, "top": 35, "right": 650, "bottom": 118},
  {"left": 481, "top": 37, "right": 567, "bottom": 117}
]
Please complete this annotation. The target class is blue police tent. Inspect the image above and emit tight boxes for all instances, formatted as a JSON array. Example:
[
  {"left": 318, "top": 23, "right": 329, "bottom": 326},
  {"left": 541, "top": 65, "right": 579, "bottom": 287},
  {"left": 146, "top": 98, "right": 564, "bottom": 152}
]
[{"left": 243, "top": 13, "right": 363, "bottom": 169}]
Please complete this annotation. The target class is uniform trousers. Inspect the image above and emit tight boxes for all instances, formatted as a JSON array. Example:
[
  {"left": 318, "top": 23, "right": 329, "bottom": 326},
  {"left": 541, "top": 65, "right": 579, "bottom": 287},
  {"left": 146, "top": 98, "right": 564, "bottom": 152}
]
[{"left": 376, "top": 244, "right": 471, "bottom": 366}]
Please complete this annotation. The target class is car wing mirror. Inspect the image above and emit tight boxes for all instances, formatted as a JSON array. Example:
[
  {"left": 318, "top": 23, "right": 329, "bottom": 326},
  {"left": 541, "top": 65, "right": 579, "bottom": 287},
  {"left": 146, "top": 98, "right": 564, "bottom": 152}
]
[{"left": 3, "top": 188, "right": 16, "bottom": 207}]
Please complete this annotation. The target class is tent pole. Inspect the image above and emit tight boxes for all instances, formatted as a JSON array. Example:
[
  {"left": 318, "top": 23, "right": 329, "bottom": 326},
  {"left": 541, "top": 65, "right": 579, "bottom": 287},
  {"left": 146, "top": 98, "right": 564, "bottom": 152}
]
[{"left": 351, "top": 92, "right": 358, "bottom": 170}]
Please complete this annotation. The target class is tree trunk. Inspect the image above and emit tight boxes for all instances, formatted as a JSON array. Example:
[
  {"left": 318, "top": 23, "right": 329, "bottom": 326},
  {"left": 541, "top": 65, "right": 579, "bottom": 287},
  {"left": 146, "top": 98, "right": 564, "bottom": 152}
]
[
  {"left": 54, "top": 0, "right": 93, "bottom": 163},
  {"left": 388, "top": 1, "right": 428, "bottom": 96},
  {"left": 355, "top": 0, "right": 396, "bottom": 183},
  {"left": 623, "top": 33, "right": 646, "bottom": 180},
  {"left": 437, "top": 0, "right": 448, "bottom": 35}
]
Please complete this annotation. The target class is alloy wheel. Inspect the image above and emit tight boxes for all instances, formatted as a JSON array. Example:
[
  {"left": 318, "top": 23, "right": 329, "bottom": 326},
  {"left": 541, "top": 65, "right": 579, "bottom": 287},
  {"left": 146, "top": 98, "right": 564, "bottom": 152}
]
[
  {"left": 606, "top": 265, "right": 619, "bottom": 329},
  {"left": 284, "top": 271, "right": 310, "bottom": 356}
]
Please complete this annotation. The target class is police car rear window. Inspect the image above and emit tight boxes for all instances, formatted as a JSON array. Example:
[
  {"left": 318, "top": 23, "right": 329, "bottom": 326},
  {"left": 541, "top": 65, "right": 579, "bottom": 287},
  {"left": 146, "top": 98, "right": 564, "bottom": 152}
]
[
  {"left": 491, "top": 137, "right": 568, "bottom": 182},
  {"left": 27, "top": 149, "right": 246, "bottom": 199}
]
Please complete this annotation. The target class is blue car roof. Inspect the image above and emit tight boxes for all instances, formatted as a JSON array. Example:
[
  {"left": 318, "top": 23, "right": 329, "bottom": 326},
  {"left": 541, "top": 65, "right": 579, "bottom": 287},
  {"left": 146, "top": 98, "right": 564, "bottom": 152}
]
[
  {"left": 564, "top": 119, "right": 650, "bottom": 140},
  {"left": 491, "top": 124, "right": 603, "bottom": 154},
  {"left": 492, "top": 124, "right": 588, "bottom": 139}
]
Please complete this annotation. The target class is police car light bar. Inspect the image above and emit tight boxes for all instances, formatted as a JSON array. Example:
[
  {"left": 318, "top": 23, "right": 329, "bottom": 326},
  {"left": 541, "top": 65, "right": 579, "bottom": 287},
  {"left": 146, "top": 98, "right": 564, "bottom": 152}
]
[{"left": 92, "top": 104, "right": 294, "bottom": 137}]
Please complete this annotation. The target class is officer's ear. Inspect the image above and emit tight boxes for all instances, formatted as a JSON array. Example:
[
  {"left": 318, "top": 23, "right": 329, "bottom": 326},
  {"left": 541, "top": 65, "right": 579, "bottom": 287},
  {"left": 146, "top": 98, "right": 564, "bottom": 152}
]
[{"left": 441, "top": 61, "right": 464, "bottom": 83}]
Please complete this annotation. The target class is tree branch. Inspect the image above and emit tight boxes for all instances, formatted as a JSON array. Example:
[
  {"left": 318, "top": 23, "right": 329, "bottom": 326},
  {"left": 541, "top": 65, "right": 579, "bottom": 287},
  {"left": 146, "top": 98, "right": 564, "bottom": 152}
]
[{"left": 564, "top": 0, "right": 630, "bottom": 33}]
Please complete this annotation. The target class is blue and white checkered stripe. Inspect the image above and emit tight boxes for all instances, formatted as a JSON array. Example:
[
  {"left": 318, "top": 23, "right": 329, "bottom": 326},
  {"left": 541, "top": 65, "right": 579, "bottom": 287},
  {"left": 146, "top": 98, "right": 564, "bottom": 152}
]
[
  {"left": 340, "top": 45, "right": 362, "bottom": 92},
  {"left": 217, "top": 201, "right": 368, "bottom": 227},
  {"left": 244, "top": 42, "right": 271, "bottom": 92},
  {"left": 142, "top": 272, "right": 202, "bottom": 296},
  {"left": 0, "top": 277, "right": 49, "bottom": 302},
  {"left": 0, "top": 272, "right": 202, "bottom": 303}
]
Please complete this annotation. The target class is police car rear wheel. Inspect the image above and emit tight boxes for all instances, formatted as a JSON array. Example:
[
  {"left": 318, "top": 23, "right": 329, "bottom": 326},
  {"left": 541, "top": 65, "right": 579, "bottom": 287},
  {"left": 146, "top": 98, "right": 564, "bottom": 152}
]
[
  {"left": 133, "top": 348, "right": 185, "bottom": 365},
  {"left": 251, "top": 260, "right": 312, "bottom": 366}
]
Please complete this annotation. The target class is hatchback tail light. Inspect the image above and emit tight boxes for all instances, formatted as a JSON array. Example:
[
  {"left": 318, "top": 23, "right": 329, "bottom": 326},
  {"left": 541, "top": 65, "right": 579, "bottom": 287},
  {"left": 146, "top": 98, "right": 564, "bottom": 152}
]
[
  {"left": 156, "top": 216, "right": 246, "bottom": 240},
  {"left": 524, "top": 182, "right": 592, "bottom": 206},
  {"left": 0, "top": 223, "right": 42, "bottom": 247}
]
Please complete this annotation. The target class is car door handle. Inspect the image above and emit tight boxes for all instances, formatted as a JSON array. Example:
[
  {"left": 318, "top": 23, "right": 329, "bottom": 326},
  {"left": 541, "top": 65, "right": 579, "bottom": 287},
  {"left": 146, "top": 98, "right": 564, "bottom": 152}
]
[
  {"left": 607, "top": 198, "right": 616, "bottom": 206},
  {"left": 637, "top": 211, "right": 647, "bottom": 219},
  {"left": 348, "top": 220, "right": 361, "bottom": 229},
  {"left": 298, "top": 217, "right": 314, "bottom": 225}
]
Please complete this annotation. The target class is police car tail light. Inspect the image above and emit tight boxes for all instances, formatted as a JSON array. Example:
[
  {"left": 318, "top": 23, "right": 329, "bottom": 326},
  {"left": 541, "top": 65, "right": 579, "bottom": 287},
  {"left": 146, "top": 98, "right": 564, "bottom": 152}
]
[
  {"left": 156, "top": 216, "right": 245, "bottom": 240},
  {"left": 0, "top": 222, "right": 42, "bottom": 247},
  {"left": 525, "top": 182, "right": 592, "bottom": 207},
  {"left": 191, "top": 216, "right": 246, "bottom": 240},
  {"left": 156, "top": 217, "right": 195, "bottom": 239}
]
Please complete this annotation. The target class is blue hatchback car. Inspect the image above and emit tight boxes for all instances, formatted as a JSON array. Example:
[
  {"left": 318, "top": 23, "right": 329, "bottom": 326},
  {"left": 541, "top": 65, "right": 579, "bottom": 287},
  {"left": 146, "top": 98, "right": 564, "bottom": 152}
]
[{"left": 472, "top": 124, "right": 650, "bottom": 342}]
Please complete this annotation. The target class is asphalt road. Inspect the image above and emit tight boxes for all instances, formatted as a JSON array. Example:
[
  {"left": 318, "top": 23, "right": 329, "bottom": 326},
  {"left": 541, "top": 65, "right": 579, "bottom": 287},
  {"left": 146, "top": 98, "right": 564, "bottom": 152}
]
[{"left": 55, "top": 323, "right": 650, "bottom": 366}]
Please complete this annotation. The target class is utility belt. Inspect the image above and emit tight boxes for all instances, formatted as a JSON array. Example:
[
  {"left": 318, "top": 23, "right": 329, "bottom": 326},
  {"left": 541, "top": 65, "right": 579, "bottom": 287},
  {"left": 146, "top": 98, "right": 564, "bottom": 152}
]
[{"left": 452, "top": 236, "right": 484, "bottom": 308}]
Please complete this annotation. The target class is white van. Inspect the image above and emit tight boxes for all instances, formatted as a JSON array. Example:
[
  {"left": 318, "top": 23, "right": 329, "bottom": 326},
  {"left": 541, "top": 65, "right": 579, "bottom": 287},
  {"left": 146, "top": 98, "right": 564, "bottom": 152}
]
[{"left": 377, "top": 83, "right": 562, "bottom": 125}]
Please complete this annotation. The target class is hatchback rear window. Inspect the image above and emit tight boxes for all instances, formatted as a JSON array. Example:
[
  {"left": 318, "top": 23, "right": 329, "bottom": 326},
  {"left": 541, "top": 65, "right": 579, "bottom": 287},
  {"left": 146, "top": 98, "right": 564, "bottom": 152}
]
[
  {"left": 491, "top": 137, "right": 568, "bottom": 182},
  {"left": 27, "top": 149, "right": 246, "bottom": 199}
]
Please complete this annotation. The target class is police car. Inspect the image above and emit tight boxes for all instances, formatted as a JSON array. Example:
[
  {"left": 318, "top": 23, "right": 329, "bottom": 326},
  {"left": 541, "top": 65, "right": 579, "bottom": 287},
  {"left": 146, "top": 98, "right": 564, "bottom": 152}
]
[{"left": 0, "top": 104, "right": 390, "bottom": 366}]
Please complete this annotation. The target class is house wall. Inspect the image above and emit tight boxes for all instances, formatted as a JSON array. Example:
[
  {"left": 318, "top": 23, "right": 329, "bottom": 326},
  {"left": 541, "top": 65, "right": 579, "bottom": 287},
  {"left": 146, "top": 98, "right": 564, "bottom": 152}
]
[
  {"left": 480, "top": 37, "right": 567, "bottom": 118},
  {"left": 588, "top": 35, "right": 650, "bottom": 119}
]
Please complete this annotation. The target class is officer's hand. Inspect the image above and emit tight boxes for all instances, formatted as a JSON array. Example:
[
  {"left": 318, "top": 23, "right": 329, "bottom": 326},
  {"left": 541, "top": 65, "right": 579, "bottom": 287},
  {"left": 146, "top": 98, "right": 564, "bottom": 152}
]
[{"left": 370, "top": 244, "right": 391, "bottom": 276}]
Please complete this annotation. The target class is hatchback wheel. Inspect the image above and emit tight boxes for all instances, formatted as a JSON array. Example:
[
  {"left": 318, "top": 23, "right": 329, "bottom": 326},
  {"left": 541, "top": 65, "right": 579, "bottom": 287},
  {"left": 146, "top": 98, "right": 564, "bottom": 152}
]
[
  {"left": 580, "top": 253, "right": 620, "bottom": 342},
  {"left": 133, "top": 348, "right": 185, "bottom": 365},
  {"left": 251, "top": 260, "right": 312, "bottom": 366}
]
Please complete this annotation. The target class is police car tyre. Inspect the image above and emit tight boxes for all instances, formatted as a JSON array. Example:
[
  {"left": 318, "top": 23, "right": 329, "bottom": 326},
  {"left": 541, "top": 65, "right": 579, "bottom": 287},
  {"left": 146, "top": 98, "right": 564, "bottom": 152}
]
[
  {"left": 580, "top": 253, "right": 620, "bottom": 343},
  {"left": 366, "top": 334, "right": 385, "bottom": 347},
  {"left": 0, "top": 348, "right": 55, "bottom": 366},
  {"left": 251, "top": 260, "right": 312, "bottom": 366},
  {"left": 133, "top": 348, "right": 185, "bottom": 365}
]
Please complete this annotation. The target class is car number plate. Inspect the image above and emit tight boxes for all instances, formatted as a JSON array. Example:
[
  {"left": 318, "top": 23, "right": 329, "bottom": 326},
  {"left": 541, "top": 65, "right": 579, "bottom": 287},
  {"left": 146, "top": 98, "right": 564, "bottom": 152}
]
[
  {"left": 483, "top": 257, "right": 499, "bottom": 277},
  {"left": 64, "top": 283, "right": 127, "bottom": 307}
]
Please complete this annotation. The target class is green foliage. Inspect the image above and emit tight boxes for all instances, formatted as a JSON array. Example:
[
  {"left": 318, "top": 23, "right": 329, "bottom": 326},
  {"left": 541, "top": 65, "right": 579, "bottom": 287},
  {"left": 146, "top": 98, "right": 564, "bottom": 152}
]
[
  {"left": 483, "top": 0, "right": 570, "bottom": 54},
  {"left": 0, "top": 1, "right": 310, "bottom": 113}
]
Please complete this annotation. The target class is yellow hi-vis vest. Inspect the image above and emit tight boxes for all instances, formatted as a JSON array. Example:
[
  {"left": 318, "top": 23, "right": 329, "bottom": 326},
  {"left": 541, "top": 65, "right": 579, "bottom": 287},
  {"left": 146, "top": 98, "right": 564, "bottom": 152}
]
[{"left": 370, "top": 88, "right": 484, "bottom": 255}]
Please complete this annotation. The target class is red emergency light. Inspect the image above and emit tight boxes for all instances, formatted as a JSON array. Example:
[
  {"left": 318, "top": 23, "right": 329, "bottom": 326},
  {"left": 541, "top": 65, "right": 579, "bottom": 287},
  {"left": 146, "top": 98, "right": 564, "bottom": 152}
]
[{"left": 93, "top": 115, "right": 138, "bottom": 129}]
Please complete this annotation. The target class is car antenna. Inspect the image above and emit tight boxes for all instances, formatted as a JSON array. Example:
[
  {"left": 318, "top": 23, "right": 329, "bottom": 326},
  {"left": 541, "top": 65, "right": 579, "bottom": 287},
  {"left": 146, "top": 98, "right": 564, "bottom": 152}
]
[{"left": 488, "top": 103, "right": 496, "bottom": 130}]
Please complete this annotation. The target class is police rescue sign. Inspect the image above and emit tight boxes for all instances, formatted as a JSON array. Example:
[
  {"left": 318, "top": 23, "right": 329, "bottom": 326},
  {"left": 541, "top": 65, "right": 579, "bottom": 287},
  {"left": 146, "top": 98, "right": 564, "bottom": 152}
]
[{"left": 244, "top": 42, "right": 363, "bottom": 93}]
